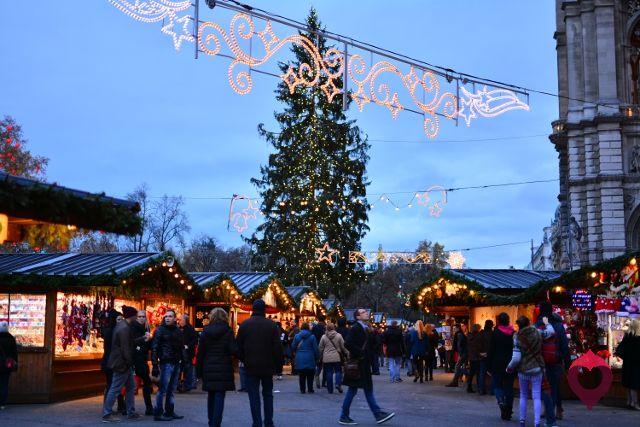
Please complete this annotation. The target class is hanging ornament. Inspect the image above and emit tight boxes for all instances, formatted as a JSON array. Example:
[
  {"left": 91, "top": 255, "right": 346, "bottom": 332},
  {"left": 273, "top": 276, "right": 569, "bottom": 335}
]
[{"left": 315, "top": 242, "right": 339, "bottom": 265}]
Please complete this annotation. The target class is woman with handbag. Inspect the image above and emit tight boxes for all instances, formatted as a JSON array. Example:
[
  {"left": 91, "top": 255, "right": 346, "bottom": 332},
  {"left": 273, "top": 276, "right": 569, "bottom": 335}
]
[
  {"left": 318, "top": 322, "right": 348, "bottom": 394},
  {"left": 0, "top": 320, "right": 18, "bottom": 410},
  {"left": 291, "top": 322, "right": 319, "bottom": 393}
]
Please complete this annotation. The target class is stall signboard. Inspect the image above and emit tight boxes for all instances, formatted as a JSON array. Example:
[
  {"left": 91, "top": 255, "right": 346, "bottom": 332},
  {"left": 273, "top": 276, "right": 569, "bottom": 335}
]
[{"left": 572, "top": 289, "right": 593, "bottom": 310}]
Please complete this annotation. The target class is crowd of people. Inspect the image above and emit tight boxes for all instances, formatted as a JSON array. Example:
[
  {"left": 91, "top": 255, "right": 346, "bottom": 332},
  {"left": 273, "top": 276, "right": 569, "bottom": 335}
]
[{"left": 3, "top": 298, "right": 640, "bottom": 426}]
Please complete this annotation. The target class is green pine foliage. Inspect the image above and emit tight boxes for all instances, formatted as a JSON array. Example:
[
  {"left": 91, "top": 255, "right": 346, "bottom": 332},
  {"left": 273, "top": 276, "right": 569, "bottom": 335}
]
[
  {"left": 0, "top": 116, "right": 48, "bottom": 178},
  {"left": 248, "top": 9, "right": 370, "bottom": 299}
]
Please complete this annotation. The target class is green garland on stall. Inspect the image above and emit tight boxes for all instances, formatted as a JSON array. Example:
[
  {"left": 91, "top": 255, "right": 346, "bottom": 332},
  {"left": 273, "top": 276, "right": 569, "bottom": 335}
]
[
  {"left": 201, "top": 273, "right": 245, "bottom": 304},
  {"left": 0, "top": 176, "right": 142, "bottom": 235},
  {"left": 410, "top": 251, "right": 640, "bottom": 308},
  {"left": 243, "top": 276, "right": 294, "bottom": 311},
  {"left": 0, "top": 252, "right": 201, "bottom": 300}
]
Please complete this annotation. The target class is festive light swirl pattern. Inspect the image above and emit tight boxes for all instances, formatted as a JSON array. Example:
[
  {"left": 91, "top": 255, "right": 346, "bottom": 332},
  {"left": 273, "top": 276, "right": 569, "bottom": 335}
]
[
  {"left": 199, "top": 14, "right": 344, "bottom": 99},
  {"left": 228, "top": 194, "right": 261, "bottom": 233},
  {"left": 349, "top": 58, "right": 457, "bottom": 139},
  {"left": 108, "top": 0, "right": 194, "bottom": 49},
  {"left": 458, "top": 85, "right": 529, "bottom": 126}
]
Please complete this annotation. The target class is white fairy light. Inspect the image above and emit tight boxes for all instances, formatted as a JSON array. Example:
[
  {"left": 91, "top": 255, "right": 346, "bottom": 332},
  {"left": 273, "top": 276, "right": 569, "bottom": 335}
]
[{"left": 447, "top": 251, "right": 466, "bottom": 269}]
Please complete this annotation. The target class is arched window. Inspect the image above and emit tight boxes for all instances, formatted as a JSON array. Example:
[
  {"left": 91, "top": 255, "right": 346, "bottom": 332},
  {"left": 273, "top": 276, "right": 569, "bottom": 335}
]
[{"left": 626, "top": 203, "right": 640, "bottom": 250}]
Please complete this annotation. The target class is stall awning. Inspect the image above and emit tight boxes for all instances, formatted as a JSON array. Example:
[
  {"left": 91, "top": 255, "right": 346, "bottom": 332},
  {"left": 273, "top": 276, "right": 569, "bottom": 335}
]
[
  {"left": 0, "top": 171, "right": 141, "bottom": 235},
  {"left": 448, "top": 269, "right": 562, "bottom": 289}
]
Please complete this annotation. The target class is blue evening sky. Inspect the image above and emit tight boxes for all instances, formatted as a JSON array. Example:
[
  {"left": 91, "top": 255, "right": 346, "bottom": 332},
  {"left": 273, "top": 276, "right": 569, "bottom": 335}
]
[{"left": 0, "top": 1, "right": 559, "bottom": 268}]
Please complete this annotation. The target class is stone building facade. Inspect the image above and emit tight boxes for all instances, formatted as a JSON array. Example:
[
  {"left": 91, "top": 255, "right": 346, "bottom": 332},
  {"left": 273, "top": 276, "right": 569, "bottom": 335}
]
[{"left": 551, "top": 0, "right": 640, "bottom": 269}]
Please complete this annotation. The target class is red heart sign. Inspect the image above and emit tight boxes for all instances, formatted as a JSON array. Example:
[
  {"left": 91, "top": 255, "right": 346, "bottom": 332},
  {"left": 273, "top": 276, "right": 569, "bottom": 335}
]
[{"left": 566, "top": 350, "right": 613, "bottom": 410}]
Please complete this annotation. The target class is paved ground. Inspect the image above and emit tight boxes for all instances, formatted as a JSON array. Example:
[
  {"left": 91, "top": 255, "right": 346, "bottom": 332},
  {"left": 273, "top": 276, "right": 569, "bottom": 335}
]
[{"left": 1, "top": 367, "right": 638, "bottom": 426}]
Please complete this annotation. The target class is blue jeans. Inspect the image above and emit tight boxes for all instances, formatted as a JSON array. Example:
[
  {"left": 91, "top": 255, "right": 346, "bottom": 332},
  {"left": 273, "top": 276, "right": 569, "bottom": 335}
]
[
  {"left": 478, "top": 359, "right": 488, "bottom": 392},
  {"left": 543, "top": 363, "right": 563, "bottom": 426},
  {"left": 182, "top": 353, "right": 195, "bottom": 390},
  {"left": 207, "top": 391, "right": 226, "bottom": 427},
  {"left": 518, "top": 372, "right": 542, "bottom": 426},
  {"left": 246, "top": 374, "right": 274, "bottom": 427},
  {"left": 341, "top": 386, "right": 381, "bottom": 419},
  {"left": 388, "top": 357, "right": 401, "bottom": 381},
  {"left": 323, "top": 362, "right": 342, "bottom": 393},
  {"left": 103, "top": 368, "right": 136, "bottom": 417},
  {"left": 492, "top": 370, "right": 514, "bottom": 411},
  {"left": 155, "top": 362, "right": 180, "bottom": 416},
  {"left": 239, "top": 366, "right": 247, "bottom": 390}
]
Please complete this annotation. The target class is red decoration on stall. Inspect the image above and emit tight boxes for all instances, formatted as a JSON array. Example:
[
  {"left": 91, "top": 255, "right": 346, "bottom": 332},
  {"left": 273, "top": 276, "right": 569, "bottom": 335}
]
[{"left": 567, "top": 350, "right": 613, "bottom": 410}]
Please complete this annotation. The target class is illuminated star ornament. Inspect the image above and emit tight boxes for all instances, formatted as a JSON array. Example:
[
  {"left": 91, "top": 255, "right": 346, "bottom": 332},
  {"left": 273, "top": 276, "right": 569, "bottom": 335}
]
[
  {"left": 228, "top": 194, "right": 261, "bottom": 233},
  {"left": 447, "top": 251, "right": 466, "bottom": 269},
  {"left": 457, "top": 85, "right": 529, "bottom": 127},
  {"left": 161, "top": 13, "right": 195, "bottom": 50},
  {"left": 316, "top": 242, "right": 339, "bottom": 265}
]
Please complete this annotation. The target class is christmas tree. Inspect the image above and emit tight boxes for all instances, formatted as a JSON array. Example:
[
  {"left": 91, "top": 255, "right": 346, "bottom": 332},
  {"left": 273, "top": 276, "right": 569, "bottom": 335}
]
[
  {"left": 0, "top": 116, "right": 48, "bottom": 178},
  {"left": 248, "top": 9, "right": 370, "bottom": 299}
]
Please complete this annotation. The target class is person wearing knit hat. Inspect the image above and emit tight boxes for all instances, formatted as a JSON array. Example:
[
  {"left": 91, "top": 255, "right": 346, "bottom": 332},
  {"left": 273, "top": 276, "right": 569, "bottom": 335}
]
[
  {"left": 236, "top": 299, "right": 283, "bottom": 427},
  {"left": 102, "top": 305, "right": 149, "bottom": 422}
]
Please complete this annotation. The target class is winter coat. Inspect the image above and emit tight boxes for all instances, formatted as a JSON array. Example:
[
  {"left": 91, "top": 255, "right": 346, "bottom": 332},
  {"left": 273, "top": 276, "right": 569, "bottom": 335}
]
[
  {"left": 468, "top": 331, "right": 483, "bottom": 361},
  {"left": 617, "top": 333, "right": 640, "bottom": 389},
  {"left": 236, "top": 312, "right": 283, "bottom": 376},
  {"left": 152, "top": 322, "right": 184, "bottom": 366},
  {"left": 487, "top": 325, "right": 514, "bottom": 374},
  {"left": 382, "top": 326, "right": 405, "bottom": 358},
  {"left": 319, "top": 330, "right": 348, "bottom": 364},
  {"left": 535, "top": 313, "right": 571, "bottom": 369},
  {"left": 291, "top": 329, "right": 319, "bottom": 370},
  {"left": 507, "top": 325, "right": 550, "bottom": 375},
  {"left": 196, "top": 322, "right": 237, "bottom": 392},
  {"left": 181, "top": 322, "right": 199, "bottom": 360},
  {"left": 0, "top": 331, "right": 18, "bottom": 374},
  {"left": 311, "top": 322, "right": 326, "bottom": 345},
  {"left": 336, "top": 326, "right": 349, "bottom": 341},
  {"left": 107, "top": 320, "right": 135, "bottom": 373},
  {"left": 342, "top": 322, "right": 373, "bottom": 389},
  {"left": 131, "top": 321, "right": 151, "bottom": 367},
  {"left": 478, "top": 328, "right": 492, "bottom": 359},
  {"left": 426, "top": 331, "right": 439, "bottom": 360},
  {"left": 408, "top": 329, "right": 427, "bottom": 358},
  {"left": 453, "top": 330, "right": 468, "bottom": 359}
]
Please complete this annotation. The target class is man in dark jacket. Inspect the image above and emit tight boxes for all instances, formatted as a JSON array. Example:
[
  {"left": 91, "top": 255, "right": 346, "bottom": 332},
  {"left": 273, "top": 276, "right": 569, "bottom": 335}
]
[
  {"left": 179, "top": 314, "right": 198, "bottom": 392},
  {"left": 131, "top": 310, "right": 154, "bottom": 415},
  {"left": 536, "top": 301, "right": 570, "bottom": 426},
  {"left": 151, "top": 309, "right": 184, "bottom": 421},
  {"left": 339, "top": 308, "right": 395, "bottom": 426},
  {"left": 477, "top": 319, "right": 493, "bottom": 395},
  {"left": 236, "top": 299, "right": 282, "bottom": 427},
  {"left": 446, "top": 323, "right": 468, "bottom": 387},
  {"left": 382, "top": 321, "right": 405, "bottom": 382},
  {"left": 102, "top": 305, "right": 147, "bottom": 422}
]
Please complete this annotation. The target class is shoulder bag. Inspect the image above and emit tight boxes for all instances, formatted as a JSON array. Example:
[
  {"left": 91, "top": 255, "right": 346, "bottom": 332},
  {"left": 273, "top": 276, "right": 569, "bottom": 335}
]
[
  {"left": 326, "top": 335, "right": 345, "bottom": 365},
  {"left": 343, "top": 339, "right": 367, "bottom": 381}
]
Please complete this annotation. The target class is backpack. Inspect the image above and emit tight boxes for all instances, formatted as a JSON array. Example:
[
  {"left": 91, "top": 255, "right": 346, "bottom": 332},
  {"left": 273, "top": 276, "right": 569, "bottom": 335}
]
[{"left": 539, "top": 325, "right": 560, "bottom": 365}]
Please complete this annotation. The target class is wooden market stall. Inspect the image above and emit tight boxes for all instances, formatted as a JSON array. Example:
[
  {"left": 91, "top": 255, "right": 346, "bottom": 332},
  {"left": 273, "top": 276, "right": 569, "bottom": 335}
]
[
  {"left": 323, "top": 298, "right": 345, "bottom": 321},
  {"left": 0, "top": 252, "right": 197, "bottom": 403},
  {"left": 411, "top": 269, "right": 562, "bottom": 327},
  {"left": 286, "top": 286, "right": 327, "bottom": 323},
  {"left": 190, "top": 272, "right": 296, "bottom": 333}
]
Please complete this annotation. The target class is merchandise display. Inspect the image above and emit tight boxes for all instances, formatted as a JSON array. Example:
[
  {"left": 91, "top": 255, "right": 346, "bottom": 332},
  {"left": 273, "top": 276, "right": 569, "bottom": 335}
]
[
  {"left": 0, "top": 293, "right": 46, "bottom": 347},
  {"left": 54, "top": 293, "right": 140, "bottom": 358}
]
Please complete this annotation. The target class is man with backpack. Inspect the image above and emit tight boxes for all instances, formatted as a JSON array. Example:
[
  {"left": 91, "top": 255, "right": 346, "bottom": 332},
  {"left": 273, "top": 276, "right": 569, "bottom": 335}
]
[{"left": 535, "top": 301, "right": 570, "bottom": 427}]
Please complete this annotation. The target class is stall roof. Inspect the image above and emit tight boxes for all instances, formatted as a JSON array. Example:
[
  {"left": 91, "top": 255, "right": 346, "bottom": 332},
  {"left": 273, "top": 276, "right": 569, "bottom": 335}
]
[
  {"left": 0, "top": 171, "right": 141, "bottom": 235},
  {"left": 190, "top": 272, "right": 275, "bottom": 295},
  {"left": 448, "top": 269, "right": 562, "bottom": 290},
  {"left": 286, "top": 286, "right": 315, "bottom": 302},
  {"left": 372, "top": 312, "right": 386, "bottom": 324},
  {"left": 323, "top": 299, "right": 337, "bottom": 311},
  {"left": 0, "top": 252, "right": 161, "bottom": 275}
]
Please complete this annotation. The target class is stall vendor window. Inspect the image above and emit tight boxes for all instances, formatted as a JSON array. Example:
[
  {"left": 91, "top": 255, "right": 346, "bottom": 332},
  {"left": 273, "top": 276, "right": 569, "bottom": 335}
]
[
  {"left": 0, "top": 293, "right": 46, "bottom": 348},
  {"left": 146, "top": 298, "right": 184, "bottom": 329}
]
